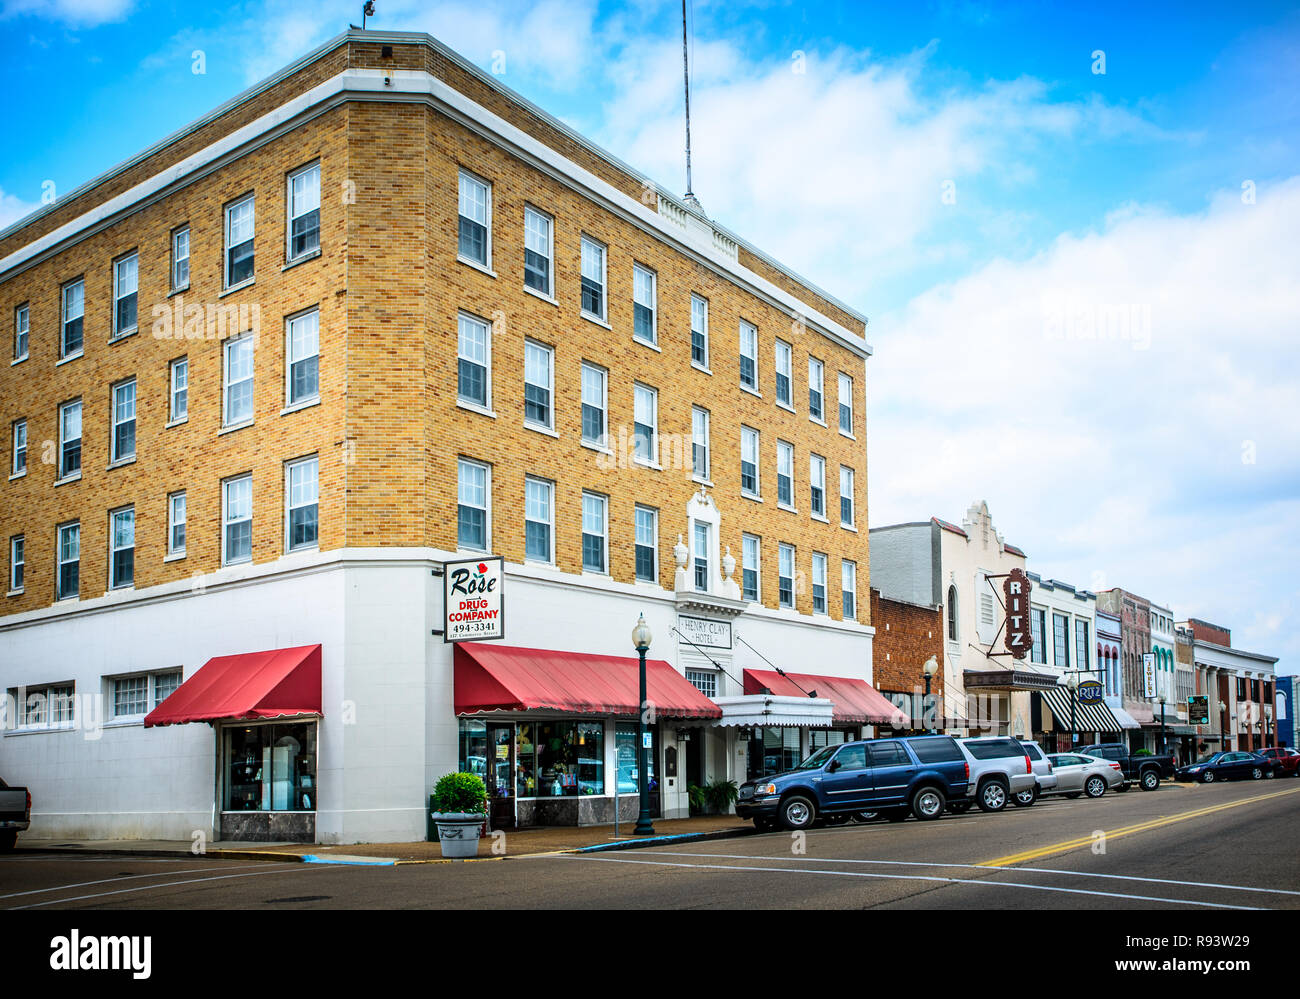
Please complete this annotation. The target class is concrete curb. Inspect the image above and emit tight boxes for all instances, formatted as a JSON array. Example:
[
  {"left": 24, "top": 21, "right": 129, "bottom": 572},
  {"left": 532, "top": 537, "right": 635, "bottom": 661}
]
[{"left": 571, "top": 826, "right": 756, "bottom": 853}]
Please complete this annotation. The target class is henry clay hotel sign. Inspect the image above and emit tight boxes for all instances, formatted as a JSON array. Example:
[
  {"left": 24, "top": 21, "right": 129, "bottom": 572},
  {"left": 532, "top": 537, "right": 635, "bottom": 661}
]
[
  {"left": 443, "top": 556, "right": 505, "bottom": 643},
  {"left": 1002, "top": 568, "right": 1033, "bottom": 659}
]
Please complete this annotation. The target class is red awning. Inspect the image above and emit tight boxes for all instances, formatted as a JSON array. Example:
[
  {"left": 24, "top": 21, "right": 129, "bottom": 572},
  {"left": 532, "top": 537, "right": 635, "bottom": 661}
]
[
  {"left": 455, "top": 643, "right": 722, "bottom": 720},
  {"left": 144, "top": 645, "right": 322, "bottom": 728},
  {"left": 743, "top": 668, "right": 908, "bottom": 727}
]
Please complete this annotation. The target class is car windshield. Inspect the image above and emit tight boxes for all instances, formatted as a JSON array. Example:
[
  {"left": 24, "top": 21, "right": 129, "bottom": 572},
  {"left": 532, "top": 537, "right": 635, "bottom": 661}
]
[{"left": 794, "top": 745, "right": 840, "bottom": 770}]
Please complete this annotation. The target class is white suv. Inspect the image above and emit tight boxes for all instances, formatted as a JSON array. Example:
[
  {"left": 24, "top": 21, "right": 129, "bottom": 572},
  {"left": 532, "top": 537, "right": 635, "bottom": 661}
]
[{"left": 952, "top": 737, "right": 1038, "bottom": 813}]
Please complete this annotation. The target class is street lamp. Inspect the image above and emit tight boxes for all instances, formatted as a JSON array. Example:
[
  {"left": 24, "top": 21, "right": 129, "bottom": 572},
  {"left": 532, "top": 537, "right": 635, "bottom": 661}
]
[
  {"left": 631, "top": 614, "right": 655, "bottom": 836},
  {"left": 1066, "top": 671, "right": 1079, "bottom": 748},
  {"left": 1158, "top": 696, "right": 1166, "bottom": 757},
  {"left": 922, "top": 656, "right": 939, "bottom": 734}
]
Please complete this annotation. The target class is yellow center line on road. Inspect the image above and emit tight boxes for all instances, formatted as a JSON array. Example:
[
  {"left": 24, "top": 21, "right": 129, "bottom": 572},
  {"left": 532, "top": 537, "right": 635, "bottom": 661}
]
[{"left": 978, "top": 786, "right": 1300, "bottom": 868}]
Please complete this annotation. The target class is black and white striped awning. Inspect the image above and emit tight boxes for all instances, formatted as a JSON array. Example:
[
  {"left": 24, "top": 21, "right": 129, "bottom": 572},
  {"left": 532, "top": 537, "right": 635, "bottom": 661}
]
[{"left": 1039, "top": 686, "right": 1124, "bottom": 735}]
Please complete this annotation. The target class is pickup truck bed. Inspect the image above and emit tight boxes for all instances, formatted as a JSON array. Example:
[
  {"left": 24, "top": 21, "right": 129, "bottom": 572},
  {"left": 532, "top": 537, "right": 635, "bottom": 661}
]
[
  {"left": 0, "top": 778, "right": 31, "bottom": 851},
  {"left": 1078, "top": 744, "right": 1175, "bottom": 790}
]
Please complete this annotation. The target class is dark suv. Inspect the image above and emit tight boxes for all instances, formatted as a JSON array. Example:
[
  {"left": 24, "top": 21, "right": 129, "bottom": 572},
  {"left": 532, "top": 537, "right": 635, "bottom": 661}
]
[{"left": 735, "top": 735, "right": 971, "bottom": 831}]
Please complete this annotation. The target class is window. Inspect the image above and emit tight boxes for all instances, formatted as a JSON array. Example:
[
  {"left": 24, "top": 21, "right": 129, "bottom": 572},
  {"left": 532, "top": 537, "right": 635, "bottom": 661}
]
[
  {"left": 457, "top": 459, "right": 489, "bottom": 551},
  {"left": 523, "top": 206, "right": 553, "bottom": 295},
  {"left": 224, "top": 195, "right": 255, "bottom": 287},
  {"left": 113, "top": 676, "right": 148, "bottom": 718},
  {"left": 61, "top": 278, "right": 84, "bottom": 357},
  {"left": 838, "top": 372, "right": 853, "bottom": 434},
  {"left": 110, "top": 378, "right": 136, "bottom": 463},
  {"left": 286, "top": 456, "right": 319, "bottom": 551},
  {"left": 14, "top": 303, "right": 28, "bottom": 360},
  {"left": 690, "top": 294, "right": 709, "bottom": 368},
  {"left": 109, "top": 507, "right": 134, "bottom": 589},
  {"left": 633, "top": 264, "right": 657, "bottom": 344},
  {"left": 154, "top": 670, "right": 182, "bottom": 707},
  {"left": 1053, "top": 612, "right": 1070, "bottom": 668},
  {"left": 808, "top": 358, "right": 824, "bottom": 421},
  {"left": 168, "top": 491, "right": 187, "bottom": 556},
  {"left": 9, "top": 535, "right": 23, "bottom": 591},
  {"left": 457, "top": 313, "right": 490, "bottom": 409},
  {"left": 691, "top": 407, "right": 710, "bottom": 480},
  {"left": 169, "top": 357, "right": 188, "bottom": 422},
  {"left": 686, "top": 670, "right": 717, "bottom": 699},
  {"left": 839, "top": 466, "right": 855, "bottom": 526},
  {"left": 524, "top": 477, "right": 553, "bottom": 564},
  {"left": 842, "top": 560, "right": 857, "bottom": 620},
  {"left": 739, "top": 320, "right": 758, "bottom": 390},
  {"left": 58, "top": 399, "right": 82, "bottom": 479},
  {"left": 56, "top": 521, "right": 79, "bottom": 599},
  {"left": 740, "top": 426, "right": 760, "bottom": 496},
  {"left": 812, "top": 553, "right": 827, "bottom": 614},
  {"left": 693, "top": 521, "right": 710, "bottom": 592},
  {"left": 223, "top": 334, "right": 255, "bottom": 427},
  {"left": 775, "top": 339, "right": 793, "bottom": 407},
  {"left": 171, "top": 226, "right": 190, "bottom": 290},
  {"left": 458, "top": 170, "right": 490, "bottom": 267},
  {"left": 286, "top": 309, "right": 320, "bottom": 405},
  {"left": 1076, "top": 620, "right": 1090, "bottom": 672},
  {"left": 224, "top": 721, "right": 317, "bottom": 812},
  {"left": 810, "top": 454, "right": 826, "bottom": 518},
  {"left": 112, "top": 252, "right": 138, "bottom": 337},
  {"left": 948, "top": 586, "right": 959, "bottom": 642},
  {"left": 634, "top": 506, "right": 658, "bottom": 582},
  {"left": 1030, "top": 607, "right": 1046, "bottom": 663},
  {"left": 222, "top": 475, "right": 253, "bottom": 565},
  {"left": 633, "top": 383, "right": 657, "bottom": 464},
  {"left": 777, "top": 440, "right": 794, "bottom": 507},
  {"left": 741, "top": 534, "right": 760, "bottom": 602},
  {"left": 523, "top": 340, "right": 553, "bottom": 429},
  {"left": 287, "top": 162, "right": 321, "bottom": 261},
  {"left": 580, "top": 236, "right": 606, "bottom": 320},
  {"left": 11, "top": 420, "right": 26, "bottom": 475},
  {"left": 778, "top": 543, "right": 795, "bottom": 609},
  {"left": 17, "top": 683, "right": 75, "bottom": 728},
  {"left": 580, "top": 362, "right": 607, "bottom": 446},
  {"left": 581, "top": 492, "right": 607, "bottom": 572}
]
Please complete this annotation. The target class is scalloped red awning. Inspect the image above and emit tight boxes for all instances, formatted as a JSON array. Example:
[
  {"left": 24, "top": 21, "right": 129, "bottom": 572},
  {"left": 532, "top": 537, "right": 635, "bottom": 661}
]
[
  {"left": 143, "top": 645, "right": 322, "bottom": 728},
  {"left": 743, "top": 668, "right": 908, "bottom": 727},
  {"left": 454, "top": 643, "right": 722, "bottom": 719}
]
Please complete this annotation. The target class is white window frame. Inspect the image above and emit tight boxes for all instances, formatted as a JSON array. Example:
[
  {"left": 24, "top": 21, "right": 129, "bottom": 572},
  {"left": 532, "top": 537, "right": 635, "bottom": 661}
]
[
  {"left": 580, "top": 361, "right": 608, "bottom": 448},
  {"left": 56, "top": 521, "right": 80, "bottom": 600},
  {"left": 778, "top": 542, "right": 796, "bottom": 609},
  {"left": 112, "top": 675, "right": 150, "bottom": 720},
  {"left": 58, "top": 399, "right": 82, "bottom": 481},
  {"left": 286, "top": 161, "right": 322, "bottom": 262},
  {"left": 222, "top": 474, "right": 253, "bottom": 566},
  {"left": 11, "top": 419, "right": 26, "bottom": 476},
  {"left": 523, "top": 204, "right": 553, "bottom": 297},
  {"left": 457, "top": 458, "right": 491, "bottom": 553},
  {"left": 739, "top": 319, "right": 759, "bottom": 392},
  {"left": 810, "top": 453, "right": 827, "bottom": 520},
  {"left": 110, "top": 670, "right": 183, "bottom": 722},
  {"left": 14, "top": 302, "right": 29, "bottom": 361},
  {"left": 842, "top": 560, "right": 857, "bottom": 620},
  {"left": 811, "top": 552, "right": 828, "bottom": 615},
  {"left": 775, "top": 338, "right": 793, "bottom": 409},
  {"left": 16, "top": 682, "right": 76, "bottom": 729},
  {"left": 285, "top": 455, "right": 320, "bottom": 553},
  {"left": 168, "top": 491, "right": 187, "bottom": 557},
  {"left": 633, "top": 383, "right": 658, "bottom": 466},
  {"left": 839, "top": 465, "right": 855, "bottom": 527},
  {"left": 634, "top": 504, "right": 658, "bottom": 584},
  {"left": 110, "top": 378, "right": 137, "bottom": 464},
  {"left": 776, "top": 440, "right": 795, "bottom": 510},
  {"left": 457, "top": 169, "right": 492, "bottom": 269},
  {"left": 112, "top": 251, "right": 139, "bottom": 339},
  {"left": 61, "top": 278, "right": 84, "bottom": 359},
  {"left": 693, "top": 520, "right": 711, "bottom": 593},
  {"left": 9, "top": 534, "right": 24, "bottom": 592},
  {"left": 580, "top": 235, "right": 607, "bottom": 322},
  {"left": 581, "top": 491, "right": 609, "bottom": 574},
  {"left": 169, "top": 357, "right": 188, "bottom": 423},
  {"left": 740, "top": 426, "right": 761, "bottom": 498},
  {"left": 808, "top": 357, "right": 825, "bottom": 423},
  {"left": 690, "top": 294, "right": 710, "bottom": 370},
  {"left": 524, "top": 476, "right": 554, "bottom": 565},
  {"left": 741, "top": 533, "right": 761, "bottom": 603},
  {"left": 456, "top": 311, "right": 492, "bottom": 413},
  {"left": 523, "top": 339, "right": 555, "bottom": 431},
  {"left": 171, "top": 226, "right": 190, "bottom": 291},
  {"left": 285, "top": 308, "right": 321, "bottom": 407},
  {"left": 691, "top": 406, "right": 710, "bottom": 482},
  {"left": 838, "top": 371, "right": 854, "bottom": 436},
  {"left": 108, "top": 506, "right": 134, "bottom": 590},
  {"left": 223, "top": 333, "right": 255, "bottom": 428},
  {"left": 224, "top": 194, "right": 255, "bottom": 289},
  {"left": 633, "top": 263, "right": 657, "bottom": 345},
  {"left": 153, "top": 669, "right": 182, "bottom": 709}
]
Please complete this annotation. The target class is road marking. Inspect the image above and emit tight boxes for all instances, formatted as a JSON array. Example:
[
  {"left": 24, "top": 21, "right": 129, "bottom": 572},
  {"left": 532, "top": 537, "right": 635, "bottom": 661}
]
[
  {"left": 978, "top": 786, "right": 1300, "bottom": 867},
  {"left": 643, "top": 851, "right": 1300, "bottom": 897},
  {"left": 8, "top": 864, "right": 333, "bottom": 910},
  {"left": 559, "top": 854, "right": 1264, "bottom": 909},
  {"left": 0, "top": 863, "right": 275, "bottom": 901}
]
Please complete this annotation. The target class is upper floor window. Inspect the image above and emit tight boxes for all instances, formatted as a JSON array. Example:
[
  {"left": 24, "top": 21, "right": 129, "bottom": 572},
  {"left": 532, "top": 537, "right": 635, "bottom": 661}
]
[
  {"left": 839, "top": 465, "right": 855, "bottom": 526},
  {"left": 691, "top": 407, "right": 710, "bottom": 481},
  {"left": 633, "top": 383, "right": 658, "bottom": 465},
  {"left": 739, "top": 320, "right": 758, "bottom": 391},
  {"left": 1030, "top": 606, "right": 1045, "bottom": 663},
  {"left": 777, "top": 440, "right": 794, "bottom": 508},
  {"left": 224, "top": 195, "right": 255, "bottom": 287},
  {"left": 580, "top": 236, "right": 606, "bottom": 320},
  {"left": 948, "top": 586, "right": 960, "bottom": 643},
  {"left": 523, "top": 206, "right": 552, "bottom": 296},
  {"left": 581, "top": 492, "right": 607, "bottom": 573},
  {"left": 457, "top": 312, "right": 491, "bottom": 410},
  {"left": 740, "top": 426, "right": 760, "bottom": 497},
  {"left": 778, "top": 543, "right": 795, "bottom": 609},
  {"left": 458, "top": 170, "right": 491, "bottom": 267},
  {"left": 842, "top": 560, "right": 857, "bottom": 620},
  {"left": 171, "top": 226, "right": 190, "bottom": 291},
  {"left": 523, "top": 340, "right": 554, "bottom": 430},
  {"left": 1076, "top": 619, "right": 1091, "bottom": 671},
  {"left": 633, "top": 264, "right": 657, "bottom": 344},
  {"left": 109, "top": 507, "right": 134, "bottom": 589},
  {"left": 58, "top": 399, "right": 82, "bottom": 480},
  {"left": 690, "top": 294, "right": 709, "bottom": 368},
  {"left": 287, "top": 163, "right": 321, "bottom": 261},
  {"left": 286, "top": 309, "right": 320, "bottom": 406},
  {"left": 808, "top": 357, "right": 825, "bottom": 421},
  {"left": 581, "top": 362, "right": 607, "bottom": 447},
  {"left": 9, "top": 534, "right": 23, "bottom": 592},
  {"left": 838, "top": 372, "right": 853, "bottom": 434},
  {"left": 61, "top": 278, "right": 84, "bottom": 358},
  {"left": 286, "top": 456, "right": 319, "bottom": 552},
  {"left": 168, "top": 491, "right": 187, "bottom": 556},
  {"left": 169, "top": 357, "right": 189, "bottom": 423},
  {"left": 223, "top": 334, "right": 255, "bottom": 427},
  {"left": 56, "top": 521, "right": 80, "bottom": 599},
  {"left": 741, "top": 534, "right": 760, "bottom": 602},
  {"left": 775, "top": 338, "right": 793, "bottom": 408},
  {"left": 112, "top": 252, "right": 138, "bottom": 338},
  {"left": 810, "top": 454, "right": 826, "bottom": 518},
  {"left": 693, "top": 521, "right": 710, "bottom": 592},
  {"left": 11, "top": 420, "right": 26, "bottom": 476},
  {"left": 1052, "top": 612, "right": 1070, "bottom": 668},
  {"left": 457, "top": 458, "right": 489, "bottom": 551},
  {"left": 812, "top": 553, "right": 828, "bottom": 614},
  {"left": 14, "top": 303, "right": 28, "bottom": 361},
  {"left": 524, "top": 477, "right": 554, "bottom": 564},
  {"left": 110, "top": 378, "right": 137, "bottom": 463},
  {"left": 222, "top": 475, "right": 253, "bottom": 565},
  {"left": 635, "top": 506, "right": 658, "bottom": 583}
]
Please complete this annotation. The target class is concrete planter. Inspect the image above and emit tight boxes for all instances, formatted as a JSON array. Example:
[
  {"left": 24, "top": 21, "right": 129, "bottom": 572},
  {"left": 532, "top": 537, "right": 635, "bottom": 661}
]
[{"left": 431, "top": 812, "right": 485, "bottom": 859}]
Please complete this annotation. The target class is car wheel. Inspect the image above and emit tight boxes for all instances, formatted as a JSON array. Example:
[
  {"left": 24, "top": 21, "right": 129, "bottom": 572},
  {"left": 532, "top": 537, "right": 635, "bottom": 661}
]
[
  {"left": 947, "top": 801, "right": 972, "bottom": 814},
  {"left": 852, "top": 811, "right": 879, "bottom": 822},
  {"left": 1085, "top": 775, "right": 1107, "bottom": 798},
  {"left": 779, "top": 795, "right": 816, "bottom": 831},
  {"left": 911, "top": 786, "right": 947, "bottom": 821},
  {"left": 977, "top": 780, "right": 1008, "bottom": 813},
  {"left": 1064, "top": 791, "right": 1082, "bottom": 799},
  {"left": 1250, "top": 767, "right": 1263, "bottom": 780},
  {"left": 1012, "top": 787, "right": 1037, "bottom": 807},
  {"left": 1140, "top": 770, "right": 1160, "bottom": 791},
  {"left": 1201, "top": 771, "right": 1215, "bottom": 783}
]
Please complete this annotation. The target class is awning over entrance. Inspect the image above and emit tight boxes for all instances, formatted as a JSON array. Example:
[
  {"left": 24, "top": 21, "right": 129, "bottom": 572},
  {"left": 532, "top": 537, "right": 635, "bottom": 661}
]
[
  {"left": 143, "top": 645, "right": 322, "bottom": 728},
  {"left": 711, "top": 694, "right": 834, "bottom": 728},
  {"left": 963, "top": 667, "right": 1061, "bottom": 692},
  {"left": 454, "top": 643, "right": 722, "bottom": 720},
  {"left": 1108, "top": 704, "right": 1142, "bottom": 730},
  {"left": 1039, "top": 686, "right": 1124, "bottom": 736},
  {"left": 742, "top": 669, "right": 908, "bottom": 727}
]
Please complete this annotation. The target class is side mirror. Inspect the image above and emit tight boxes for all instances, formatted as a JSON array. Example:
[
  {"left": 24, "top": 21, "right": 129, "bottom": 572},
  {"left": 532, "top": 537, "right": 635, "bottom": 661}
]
[{"left": 827, "top": 759, "right": 841, "bottom": 773}]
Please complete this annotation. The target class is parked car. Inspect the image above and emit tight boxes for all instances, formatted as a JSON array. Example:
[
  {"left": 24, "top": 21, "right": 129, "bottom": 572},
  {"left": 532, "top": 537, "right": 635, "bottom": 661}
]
[
  {"left": 1044, "top": 753, "right": 1125, "bottom": 797},
  {"left": 1255, "top": 747, "right": 1300, "bottom": 777},
  {"left": 0, "top": 778, "right": 31, "bottom": 852},
  {"left": 1013, "top": 741, "right": 1059, "bottom": 806},
  {"left": 951, "top": 736, "right": 1037, "bottom": 813},
  {"left": 1175, "top": 751, "right": 1271, "bottom": 783},
  {"left": 1077, "top": 743, "right": 1175, "bottom": 791},
  {"left": 735, "top": 735, "right": 971, "bottom": 830}
]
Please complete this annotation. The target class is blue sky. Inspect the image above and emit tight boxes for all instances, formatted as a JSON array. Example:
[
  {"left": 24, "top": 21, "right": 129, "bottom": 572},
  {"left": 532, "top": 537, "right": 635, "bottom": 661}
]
[{"left": 2, "top": 0, "right": 1297, "bottom": 670}]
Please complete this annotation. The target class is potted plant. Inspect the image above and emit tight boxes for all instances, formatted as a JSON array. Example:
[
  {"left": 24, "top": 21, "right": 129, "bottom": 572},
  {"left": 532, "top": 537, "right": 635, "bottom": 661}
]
[{"left": 430, "top": 772, "right": 487, "bottom": 859}]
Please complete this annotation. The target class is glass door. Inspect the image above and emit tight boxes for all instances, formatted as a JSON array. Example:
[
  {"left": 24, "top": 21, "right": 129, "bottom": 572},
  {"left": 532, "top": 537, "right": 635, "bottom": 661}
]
[{"left": 486, "top": 723, "right": 516, "bottom": 829}]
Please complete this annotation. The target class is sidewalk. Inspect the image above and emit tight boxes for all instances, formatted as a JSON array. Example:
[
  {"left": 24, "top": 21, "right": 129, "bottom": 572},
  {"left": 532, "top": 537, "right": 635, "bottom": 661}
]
[{"left": 15, "top": 814, "right": 756, "bottom": 864}]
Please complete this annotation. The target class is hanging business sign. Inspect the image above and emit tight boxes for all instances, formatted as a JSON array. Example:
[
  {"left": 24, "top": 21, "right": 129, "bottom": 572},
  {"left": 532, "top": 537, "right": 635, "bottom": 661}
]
[
  {"left": 1142, "top": 653, "right": 1157, "bottom": 698},
  {"left": 1077, "top": 679, "right": 1104, "bottom": 704},
  {"left": 1002, "top": 568, "right": 1033, "bottom": 660},
  {"left": 1187, "top": 694, "right": 1209, "bottom": 725},
  {"left": 676, "top": 615, "right": 732, "bottom": 650},
  {"left": 443, "top": 556, "right": 505, "bottom": 643}
]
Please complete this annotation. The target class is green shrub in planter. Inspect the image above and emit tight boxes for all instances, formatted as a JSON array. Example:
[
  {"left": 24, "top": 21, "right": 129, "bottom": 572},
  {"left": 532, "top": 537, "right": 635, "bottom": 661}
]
[
  {"left": 432, "top": 772, "right": 487, "bottom": 815},
  {"left": 1134, "top": 748, "right": 1154, "bottom": 757},
  {"left": 704, "top": 779, "right": 739, "bottom": 815}
]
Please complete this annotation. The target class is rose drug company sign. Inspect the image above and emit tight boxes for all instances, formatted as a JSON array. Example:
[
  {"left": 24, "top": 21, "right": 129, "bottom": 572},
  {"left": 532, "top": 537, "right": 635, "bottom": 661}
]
[
  {"left": 1002, "top": 568, "right": 1033, "bottom": 660},
  {"left": 443, "top": 556, "right": 505, "bottom": 643}
]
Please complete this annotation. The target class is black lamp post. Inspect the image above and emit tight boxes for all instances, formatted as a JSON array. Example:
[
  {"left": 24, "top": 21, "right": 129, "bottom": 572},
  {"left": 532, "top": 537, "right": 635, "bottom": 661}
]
[
  {"left": 1067, "top": 671, "right": 1079, "bottom": 748},
  {"left": 922, "top": 655, "right": 938, "bottom": 734},
  {"left": 1159, "top": 696, "right": 1166, "bottom": 756},
  {"left": 632, "top": 614, "right": 655, "bottom": 836}
]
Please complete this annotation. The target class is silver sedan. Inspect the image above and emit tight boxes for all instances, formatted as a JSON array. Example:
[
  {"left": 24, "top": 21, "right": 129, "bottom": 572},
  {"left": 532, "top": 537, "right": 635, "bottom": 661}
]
[{"left": 1044, "top": 753, "right": 1126, "bottom": 798}]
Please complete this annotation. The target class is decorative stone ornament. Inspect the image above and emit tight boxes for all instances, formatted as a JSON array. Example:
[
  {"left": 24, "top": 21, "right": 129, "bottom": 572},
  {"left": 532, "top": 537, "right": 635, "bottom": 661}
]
[{"left": 673, "top": 533, "right": 690, "bottom": 591}]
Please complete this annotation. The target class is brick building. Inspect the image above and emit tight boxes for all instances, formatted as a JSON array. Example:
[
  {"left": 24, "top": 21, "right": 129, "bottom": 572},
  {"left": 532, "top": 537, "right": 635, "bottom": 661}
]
[
  {"left": 0, "top": 30, "right": 887, "bottom": 843},
  {"left": 869, "top": 588, "right": 944, "bottom": 731},
  {"left": 1180, "top": 619, "right": 1278, "bottom": 753}
]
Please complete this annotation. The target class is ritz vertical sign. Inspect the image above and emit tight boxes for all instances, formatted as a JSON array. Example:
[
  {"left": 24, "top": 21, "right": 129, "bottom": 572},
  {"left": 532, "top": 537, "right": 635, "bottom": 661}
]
[
  {"left": 443, "top": 556, "right": 505, "bottom": 643},
  {"left": 1002, "top": 568, "right": 1033, "bottom": 660}
]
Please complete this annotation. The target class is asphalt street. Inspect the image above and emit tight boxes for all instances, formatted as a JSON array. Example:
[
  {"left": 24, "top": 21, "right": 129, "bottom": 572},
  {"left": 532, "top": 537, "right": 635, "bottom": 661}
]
[{"left": 3, "top": 779, "right": 1298, "bottom": 910}]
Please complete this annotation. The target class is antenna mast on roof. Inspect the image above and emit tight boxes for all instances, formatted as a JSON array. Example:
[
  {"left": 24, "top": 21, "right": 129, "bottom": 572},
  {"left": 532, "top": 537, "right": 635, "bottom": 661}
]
[{"left": 681, "top": 0, "right": 702, "bottom": 213}]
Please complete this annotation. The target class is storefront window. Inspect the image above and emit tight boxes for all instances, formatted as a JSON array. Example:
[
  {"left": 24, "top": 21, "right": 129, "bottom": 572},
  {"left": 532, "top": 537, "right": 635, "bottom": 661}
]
[
  {"left": 515, "top": 723, "right": 537, "bottom": 796},
  {"left": 809, "top": 729, "right": 853, "bottom": 751},
  {"left": 615, "top": 721, "right": 656, "bottom": 795},
  {"left": 531, "top": 720, "right": 606, "bottom": 797},
  {"left": 747, "top": 727, "right": 803, "bottom": 779},
  {"left": 224, "top": 722, "right": 316, "bottom": 811},
  {"left": 458, "top": 718, "right": 488, "bottom": 780}
]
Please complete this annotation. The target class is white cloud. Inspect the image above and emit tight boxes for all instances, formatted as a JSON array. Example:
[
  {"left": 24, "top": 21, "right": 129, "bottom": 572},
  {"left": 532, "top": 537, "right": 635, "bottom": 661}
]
[
  {"left": 0, "top": 187, "right": 41, "bottom": 230},
  {"left": 1, "top": 0, "right": 134, "bottom": 26}
]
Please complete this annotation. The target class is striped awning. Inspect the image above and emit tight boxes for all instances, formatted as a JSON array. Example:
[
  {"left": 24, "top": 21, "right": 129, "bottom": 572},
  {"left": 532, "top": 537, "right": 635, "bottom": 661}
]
[{"left": 1039, "top": 686, "right": 1124, "bottom": 735}]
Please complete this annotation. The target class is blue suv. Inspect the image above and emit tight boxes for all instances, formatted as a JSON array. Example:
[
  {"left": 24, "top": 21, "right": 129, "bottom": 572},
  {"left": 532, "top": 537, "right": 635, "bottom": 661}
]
[{"left": 735, "top": 735, "right": 971, "bottom": 831}]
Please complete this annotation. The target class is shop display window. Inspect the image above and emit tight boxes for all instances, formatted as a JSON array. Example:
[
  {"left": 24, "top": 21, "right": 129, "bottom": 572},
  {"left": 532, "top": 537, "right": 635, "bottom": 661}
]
[{"left": 224, "top": 722, "right": 316, "bottom": 812}]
